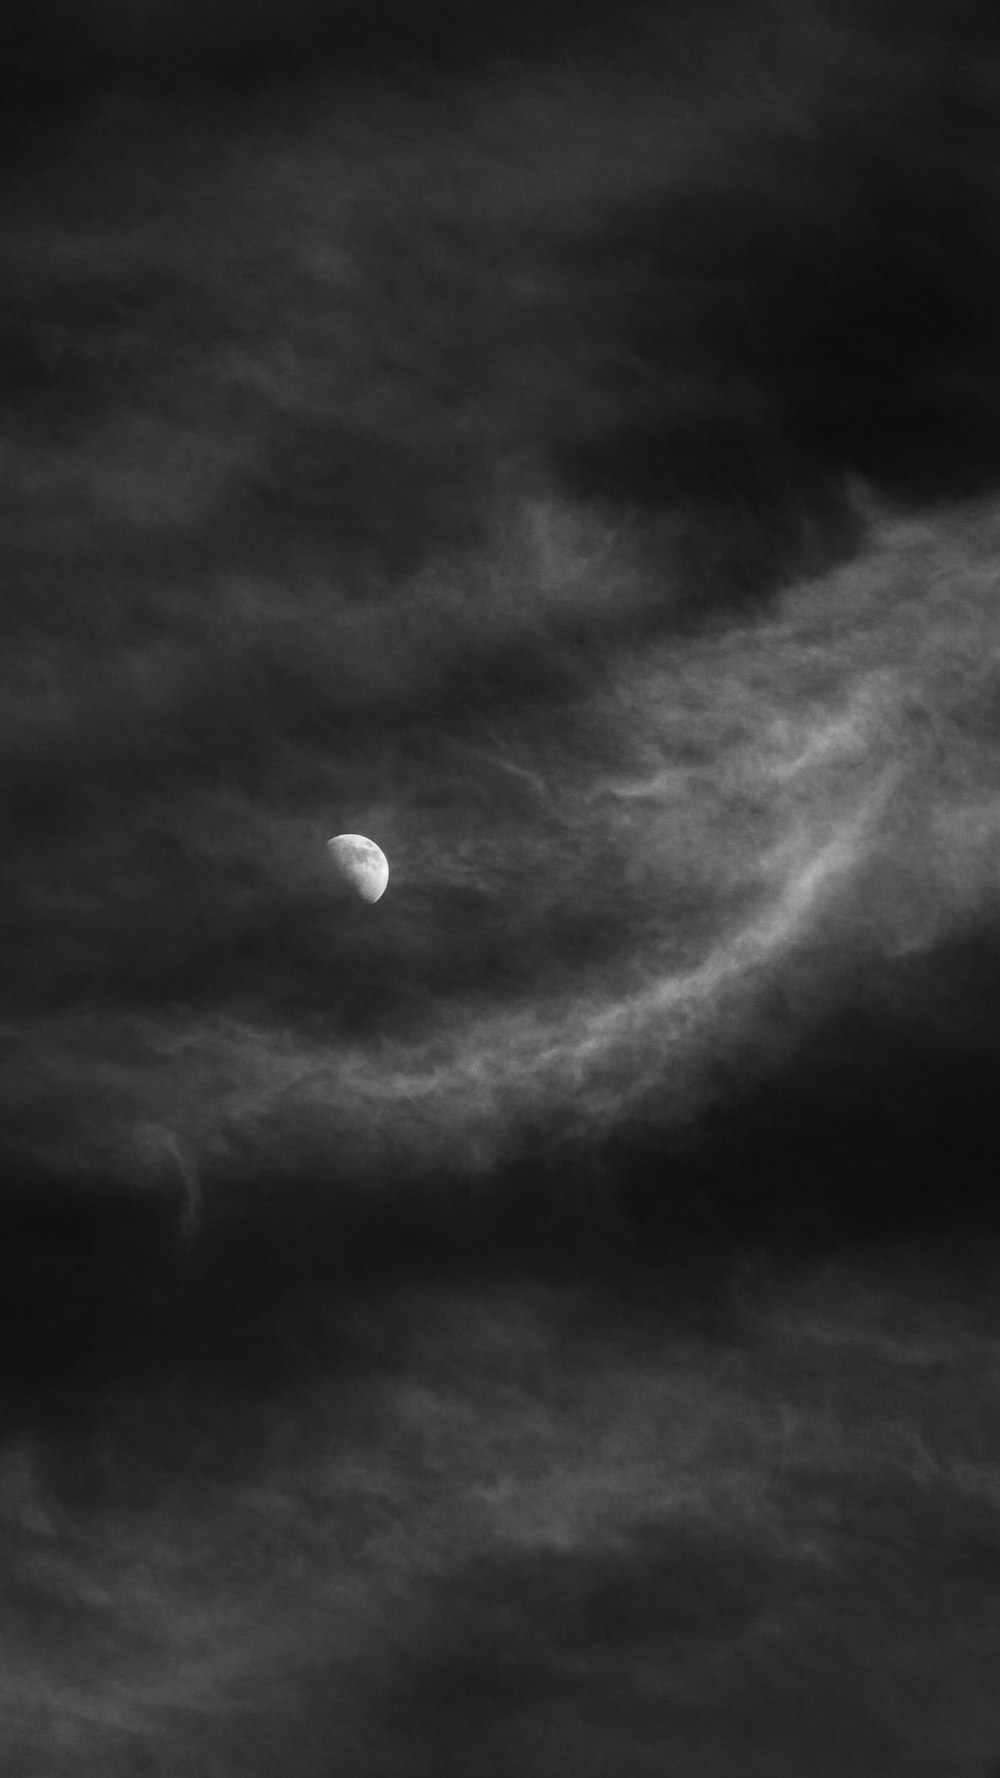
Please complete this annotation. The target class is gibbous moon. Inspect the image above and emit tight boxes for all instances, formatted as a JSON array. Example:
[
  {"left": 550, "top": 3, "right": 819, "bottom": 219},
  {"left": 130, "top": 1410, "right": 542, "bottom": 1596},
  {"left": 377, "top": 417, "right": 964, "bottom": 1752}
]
[{"left": 327, "top": 833, "right": 389, "bottom": 903}]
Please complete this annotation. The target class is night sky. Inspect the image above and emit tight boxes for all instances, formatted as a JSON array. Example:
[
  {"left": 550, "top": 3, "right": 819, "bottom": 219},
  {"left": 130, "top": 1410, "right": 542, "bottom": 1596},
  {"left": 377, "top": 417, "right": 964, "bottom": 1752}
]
[{"left": 3, "top": 4, "right": 1000, "bottom": 1774}]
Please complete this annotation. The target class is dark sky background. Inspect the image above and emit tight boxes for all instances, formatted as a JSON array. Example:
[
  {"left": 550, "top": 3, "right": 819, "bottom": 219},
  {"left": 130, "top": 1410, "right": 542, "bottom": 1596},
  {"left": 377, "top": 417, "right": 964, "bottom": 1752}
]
[{"left": 3, "top": 4, "right": 1000, "bottom": 1774}]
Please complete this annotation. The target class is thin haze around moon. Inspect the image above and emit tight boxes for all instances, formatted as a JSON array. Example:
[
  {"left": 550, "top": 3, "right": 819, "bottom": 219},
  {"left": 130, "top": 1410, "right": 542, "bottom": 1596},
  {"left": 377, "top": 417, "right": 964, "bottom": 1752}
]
[{"left": 327, "top": 833, "right": 389, "bottom": 903}]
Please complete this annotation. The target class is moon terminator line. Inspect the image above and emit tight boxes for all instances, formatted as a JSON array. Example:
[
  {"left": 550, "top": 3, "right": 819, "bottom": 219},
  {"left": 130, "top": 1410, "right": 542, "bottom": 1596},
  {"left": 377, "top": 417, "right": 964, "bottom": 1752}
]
[{"left": 327, "top": 833, "right": 389, "bottom": 903}]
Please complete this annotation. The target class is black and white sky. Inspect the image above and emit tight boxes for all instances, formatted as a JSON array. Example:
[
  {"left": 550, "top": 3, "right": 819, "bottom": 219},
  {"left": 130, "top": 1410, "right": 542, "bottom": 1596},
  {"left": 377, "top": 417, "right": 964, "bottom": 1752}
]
[{"left": 3, "top": 7, "right": 1000, "bottom": 1773}]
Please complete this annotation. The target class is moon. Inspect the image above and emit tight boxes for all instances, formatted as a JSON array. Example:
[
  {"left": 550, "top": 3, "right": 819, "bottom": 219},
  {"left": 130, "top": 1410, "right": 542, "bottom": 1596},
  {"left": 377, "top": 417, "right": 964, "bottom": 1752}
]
[{"left": 327, "top": 833, "right": 389, "bottom": 903}]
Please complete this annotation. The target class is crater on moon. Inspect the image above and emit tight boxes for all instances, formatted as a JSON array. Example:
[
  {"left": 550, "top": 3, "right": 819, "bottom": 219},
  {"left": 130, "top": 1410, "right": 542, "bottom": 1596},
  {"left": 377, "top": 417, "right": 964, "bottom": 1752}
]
[{"left": 327, "top": 833, "right": 390, "bottom": 903}]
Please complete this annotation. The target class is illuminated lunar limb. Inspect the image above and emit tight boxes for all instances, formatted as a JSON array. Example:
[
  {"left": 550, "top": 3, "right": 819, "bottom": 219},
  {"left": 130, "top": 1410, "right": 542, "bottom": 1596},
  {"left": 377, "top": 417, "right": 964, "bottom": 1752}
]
[{"left": 327, "top": 833, "right": 389, "bottom": 903}]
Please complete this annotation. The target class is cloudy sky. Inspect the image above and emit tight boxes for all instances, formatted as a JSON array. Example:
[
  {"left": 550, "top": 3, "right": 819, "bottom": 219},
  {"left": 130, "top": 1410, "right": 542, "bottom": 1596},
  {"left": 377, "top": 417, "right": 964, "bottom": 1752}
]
[
  {"left": 5, "top": 0, "right": 1000, "bottom": 1247},
  {"left": 3, "top": 6, "right": 1000, "bottom": 1774}
]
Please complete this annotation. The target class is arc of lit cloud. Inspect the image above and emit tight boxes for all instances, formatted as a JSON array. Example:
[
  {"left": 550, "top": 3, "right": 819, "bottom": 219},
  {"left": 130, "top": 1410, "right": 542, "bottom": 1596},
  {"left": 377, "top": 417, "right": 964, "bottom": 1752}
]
[
  {"left": 131, "top": 1122, "right": 202, "bottom": 1243},
  {"left": 2, "top": 762, "right": 900, "bottom": 1194},
  {"left": 330, "top": 764, "right": 900, "bottom": 1140}
]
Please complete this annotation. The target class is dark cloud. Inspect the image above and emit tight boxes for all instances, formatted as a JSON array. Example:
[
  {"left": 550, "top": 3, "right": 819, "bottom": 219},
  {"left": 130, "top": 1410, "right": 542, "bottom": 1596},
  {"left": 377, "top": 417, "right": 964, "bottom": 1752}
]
[{"left": 2, "top": 8, "right": 1000, "bottom": 1773}]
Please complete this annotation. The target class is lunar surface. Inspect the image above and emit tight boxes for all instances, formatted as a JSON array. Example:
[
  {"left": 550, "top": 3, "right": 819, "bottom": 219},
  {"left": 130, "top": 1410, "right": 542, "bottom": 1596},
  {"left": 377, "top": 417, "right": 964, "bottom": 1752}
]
[{"left": 327, "top": 833, "right": 389, "bottom": 903}]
